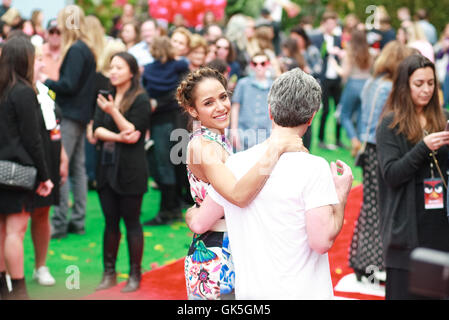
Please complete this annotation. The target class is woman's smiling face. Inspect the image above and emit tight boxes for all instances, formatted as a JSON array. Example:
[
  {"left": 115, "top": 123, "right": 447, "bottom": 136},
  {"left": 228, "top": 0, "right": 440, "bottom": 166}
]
[{"left": 188, "top": 78, "right": 231, "bottom": 133}]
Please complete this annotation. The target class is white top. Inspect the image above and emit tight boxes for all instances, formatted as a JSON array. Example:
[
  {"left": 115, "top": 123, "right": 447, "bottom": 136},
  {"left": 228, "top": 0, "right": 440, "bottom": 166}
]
[
  {"left": 324, "top": 34, "right": 338, "bottom": 80},
  {"left": 128, "top": 41, "right": 154, "bottom": 67},
  {"left": 207, "top": 143, "right": 339, "bottom": 300}
]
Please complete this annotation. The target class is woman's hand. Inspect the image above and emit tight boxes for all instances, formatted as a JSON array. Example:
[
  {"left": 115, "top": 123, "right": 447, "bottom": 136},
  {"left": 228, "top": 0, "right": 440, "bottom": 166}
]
[
  {"left": 119, "top": 129, "right": 141, "bottom": 144},
  {"left": 423, "top": 131, "right": 449, "bottom": 151},
  {"left": 36, "top": 179, "right": 54, "bottom": 197},
  {"left": 86, "top": 120, "right": 98, "bottom": 145},
  {"left": 351, "top": 138, "right": 362, "bottom": 157},
  {"left": 97, "top": 93, "right": 115, "bottom": 114},
  {"left": 269, "top": 129, "right": 307, "bottom": 155}
]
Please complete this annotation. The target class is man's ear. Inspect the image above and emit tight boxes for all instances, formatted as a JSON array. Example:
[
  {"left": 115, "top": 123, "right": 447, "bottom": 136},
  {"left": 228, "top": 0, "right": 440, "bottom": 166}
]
[
  {"left": 268, "top": 104, "right": 273, "bottom": 120},
  {"left": 307, "top": 111, "right": 317, "bottom": 126}
]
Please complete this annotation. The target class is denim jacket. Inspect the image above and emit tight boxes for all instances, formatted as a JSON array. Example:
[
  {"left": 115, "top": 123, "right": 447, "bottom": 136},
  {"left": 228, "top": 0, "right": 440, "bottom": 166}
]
[{"left": 357, "top": 75, "right": 392, "bottom": 144}]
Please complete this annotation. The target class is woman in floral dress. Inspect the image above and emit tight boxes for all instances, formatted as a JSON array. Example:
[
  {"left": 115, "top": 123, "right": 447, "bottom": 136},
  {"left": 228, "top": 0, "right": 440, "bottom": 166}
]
[{"left": 176, "top": 67, "right": 303, "bottom": 299}]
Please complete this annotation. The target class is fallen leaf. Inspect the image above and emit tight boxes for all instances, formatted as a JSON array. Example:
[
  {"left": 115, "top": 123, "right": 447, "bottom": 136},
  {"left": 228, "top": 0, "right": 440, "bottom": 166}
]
[
  {"left": 61, "top": 254, "right": 79, "bottom": 261},
  {"left": 154, "top": 244, "right": 164, "bottom": 252}
]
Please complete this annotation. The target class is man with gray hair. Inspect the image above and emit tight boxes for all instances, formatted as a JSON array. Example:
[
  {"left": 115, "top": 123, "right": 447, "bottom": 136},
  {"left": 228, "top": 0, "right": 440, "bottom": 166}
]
[{"left": 186, "top": 68, "right": 353, "bottom": 299}]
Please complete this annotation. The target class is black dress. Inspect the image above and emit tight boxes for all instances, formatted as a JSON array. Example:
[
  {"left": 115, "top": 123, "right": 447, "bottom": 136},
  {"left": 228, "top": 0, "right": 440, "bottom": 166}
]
[
  {"left": 32, "top": 102, "right": 63, "bottom": 209},
  {"left": 0, "top": 82, "right": 50, "bottom": 214}
]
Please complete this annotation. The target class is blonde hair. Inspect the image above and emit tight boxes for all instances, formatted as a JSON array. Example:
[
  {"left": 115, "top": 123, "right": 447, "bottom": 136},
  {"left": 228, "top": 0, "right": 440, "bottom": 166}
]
[
  {"left": 171, "top": 27, "right": 192, "bottom": 48},
  {"left": 97, "top": 39, "right": 126, "bottom": 76},
  {"left": 407, "top": 22, "right": 427, "bottom": 42},
  {"left": 85, "top": 15, "right": 106, "bottom": 69},
  {"left": 373, "top": 40, "right": 416, "bottom": 80},
  {"left": 57, "top": 5, "right": 96, "bottom": 62},
  {"left": 189, "top": 34, "right": 207, "bottom": 53}
]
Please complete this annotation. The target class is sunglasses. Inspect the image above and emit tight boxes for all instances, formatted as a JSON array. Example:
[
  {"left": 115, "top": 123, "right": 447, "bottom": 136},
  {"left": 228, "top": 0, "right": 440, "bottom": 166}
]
[
  {"left": 216, "top": 45, "right": 229, "bottom": 50},
  {"left": 49, "top": 29, "right": 61, "bottom": 35},
  {"left": 251, "top": 60, "right": 268, "bottom": 67}
]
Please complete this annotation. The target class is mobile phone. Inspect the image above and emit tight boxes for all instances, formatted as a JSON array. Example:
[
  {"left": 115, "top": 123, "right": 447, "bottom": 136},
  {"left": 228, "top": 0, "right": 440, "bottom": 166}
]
[
  {"left": 445, "top": 120, "right": 449, "bottom": 131},
  {"left": 98, "top": 90, "right": 111, "bottom": 99}
]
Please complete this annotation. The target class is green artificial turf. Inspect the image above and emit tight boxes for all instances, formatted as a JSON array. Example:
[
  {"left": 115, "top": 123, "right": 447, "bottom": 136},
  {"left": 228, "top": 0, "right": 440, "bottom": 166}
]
[{"left": 22, "top": 104, "right": 362, "bottom": 299}]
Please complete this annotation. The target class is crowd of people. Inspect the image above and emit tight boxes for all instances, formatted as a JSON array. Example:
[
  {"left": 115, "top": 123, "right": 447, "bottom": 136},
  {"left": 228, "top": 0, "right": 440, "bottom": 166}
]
[{"left": 0, "top": 0, "right": 449, "bottom": 300}]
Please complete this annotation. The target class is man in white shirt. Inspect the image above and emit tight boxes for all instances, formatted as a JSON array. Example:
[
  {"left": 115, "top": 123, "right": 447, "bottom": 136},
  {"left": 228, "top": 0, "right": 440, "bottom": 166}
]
[
  {"left": 186, "top": 68, "right": 353, "bottom": 300},
  {"left": 128, "top": 19, "right": 159, "bottom": 69}
]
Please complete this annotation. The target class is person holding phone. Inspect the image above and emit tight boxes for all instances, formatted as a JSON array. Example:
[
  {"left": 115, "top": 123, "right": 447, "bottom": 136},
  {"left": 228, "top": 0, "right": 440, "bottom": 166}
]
[
  {"left": 376, "top": 54, "right": 449, "bottom": 299},
  {"left": 93, "top": 52, "right": 150, "bottom": 293}
]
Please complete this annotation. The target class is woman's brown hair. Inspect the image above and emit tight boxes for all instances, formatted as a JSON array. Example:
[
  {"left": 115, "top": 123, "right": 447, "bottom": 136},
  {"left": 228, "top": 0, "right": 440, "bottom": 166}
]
[
  {"left": 0, "top": 37, "right": 35, "bottom": 101},
  {"left": 150, "top": 36, "right": 175, "bottom": 64},
  {"left": 373, "top": 40, "right": 416, "bottom": 80},
  {"left": 383, "top": 54, "right": 444, "bottom": 144},
  {"left": 110, "top": 52, "right": 145, "bottom": 114},
  {"left": 348, "top": 29, "right": 371, "bottom": 70}
]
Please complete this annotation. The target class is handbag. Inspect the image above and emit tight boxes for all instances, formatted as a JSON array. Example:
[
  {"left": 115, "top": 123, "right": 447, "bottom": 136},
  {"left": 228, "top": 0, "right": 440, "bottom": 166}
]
[
  {"left": 355, "top": 78, "right": 385, "bottom": 167},
  {"left": 0, "top": 160, "right": 37, "bottom": 191}
]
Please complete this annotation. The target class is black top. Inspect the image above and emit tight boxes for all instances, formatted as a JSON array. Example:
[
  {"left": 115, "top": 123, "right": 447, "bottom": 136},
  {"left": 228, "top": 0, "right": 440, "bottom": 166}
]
[
  {"left": 309, "top": 33, "right": 342, "bottom": 82},
  {"left": 0, "top": 82, "right": 50, "bottom": 214},
  {"left": 142, "top": 59, "right": 189, "bottom": 117},
  {"left": 376, "top": 112, "right": 449, "bottom": 270},
  {"left": 44, "top": 40, "right": 97, "bottom": 125},
  {"left": 33, "top": 103, "right": 62, "bottom": 209},
  {"left": 93, "top": 92, "right": 150, "bottom": 195},
  {"left": 0, "top": 82, "right": 49, "bottom": 181}
]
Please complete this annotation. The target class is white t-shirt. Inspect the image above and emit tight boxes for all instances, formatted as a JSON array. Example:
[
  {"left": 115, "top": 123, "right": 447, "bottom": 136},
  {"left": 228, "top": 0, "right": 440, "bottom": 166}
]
[
  {"left": 324, "top": 34, "right": 338, "bottom": 80},
  {"left": 207, "top": 143, "right": 339, "bottom": 300}
]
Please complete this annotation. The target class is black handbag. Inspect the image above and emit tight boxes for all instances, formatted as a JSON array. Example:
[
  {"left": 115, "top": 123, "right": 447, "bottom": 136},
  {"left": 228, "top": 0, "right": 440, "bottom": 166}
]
[{"left": 0, "top": 160, "right": 37, "bottom": 191}]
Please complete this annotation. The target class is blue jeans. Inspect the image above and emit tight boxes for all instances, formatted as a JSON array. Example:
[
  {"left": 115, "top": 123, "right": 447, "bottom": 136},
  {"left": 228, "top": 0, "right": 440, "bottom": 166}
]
[{"left": 340, "top": 78, "right": 367, "bottom": 140}]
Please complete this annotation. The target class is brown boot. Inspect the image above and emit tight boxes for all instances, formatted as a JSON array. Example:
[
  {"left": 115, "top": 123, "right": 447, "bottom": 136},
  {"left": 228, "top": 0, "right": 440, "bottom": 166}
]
[
  {"left": 9, "top": 278, "right": 29, "bottom": 300},
  {"left": 0, "top": 272, "right": 10, "bottom": 300}
]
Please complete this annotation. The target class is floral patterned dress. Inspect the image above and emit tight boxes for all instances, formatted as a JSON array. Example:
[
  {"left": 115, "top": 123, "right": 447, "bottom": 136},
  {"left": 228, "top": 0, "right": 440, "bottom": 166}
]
[{"left": 184, "top": 126, "right": 235, "bottom": 300}]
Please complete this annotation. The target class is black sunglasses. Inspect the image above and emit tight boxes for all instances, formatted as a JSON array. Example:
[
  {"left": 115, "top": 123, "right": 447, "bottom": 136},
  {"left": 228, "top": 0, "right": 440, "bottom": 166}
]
[
  {"left": 251, "top": 60, "right": 268, "bottom": 67},
  {"left": 49, "top": 29, "right": 61, "bottom": 35}
]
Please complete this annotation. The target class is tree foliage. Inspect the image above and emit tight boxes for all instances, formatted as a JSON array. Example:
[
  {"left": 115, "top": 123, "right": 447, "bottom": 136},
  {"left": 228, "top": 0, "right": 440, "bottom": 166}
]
[{"left": 283, "top": 0, "right": 449, "bottom": 36}]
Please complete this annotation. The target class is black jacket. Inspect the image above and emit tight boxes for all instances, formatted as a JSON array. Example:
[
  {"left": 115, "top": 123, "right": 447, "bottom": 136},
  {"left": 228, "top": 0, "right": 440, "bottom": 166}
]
[
  {"left": 0, "top": 82, "right": 49, "bottom": 182},
  {"left": 309, "top": 33, "right": 342, "bottom": 82},
  {"left": 376, "top": 112, "right": 449, "bottom": 270},
  {"left": 45, "top": 40, "right": 96, "bottom": 125},
  {"left": 93, "top": 92, "right": 150, "bottom": 195}
]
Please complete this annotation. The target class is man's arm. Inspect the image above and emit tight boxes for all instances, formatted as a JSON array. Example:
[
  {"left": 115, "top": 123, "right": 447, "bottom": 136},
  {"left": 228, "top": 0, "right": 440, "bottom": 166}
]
[
  {"left": 185, "top": 195, "right": 225, "bottom": 234},
  {"left": 305, "top": 160, "right": 353, "bottom": 254}
]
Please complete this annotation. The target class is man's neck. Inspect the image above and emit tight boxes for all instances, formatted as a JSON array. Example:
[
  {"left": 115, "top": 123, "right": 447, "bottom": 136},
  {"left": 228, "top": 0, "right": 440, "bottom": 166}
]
[{"left": 271, "top": 124, "right": 307, "bottom": 138}]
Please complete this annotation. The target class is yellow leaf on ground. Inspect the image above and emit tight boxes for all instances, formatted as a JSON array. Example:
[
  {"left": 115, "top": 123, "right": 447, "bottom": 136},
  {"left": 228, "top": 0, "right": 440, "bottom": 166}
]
[
  {"left": 144, "top": 231, "right": 153, "bottom": 237},
  {"left": 61, "top": 254, "right": 79, "bottom": 261},
  {"left": 154, "top": 244, "right": 164, "bottom": 252},
  {"left": 88, "top": 242, "right": 96, "bottom": 248}
]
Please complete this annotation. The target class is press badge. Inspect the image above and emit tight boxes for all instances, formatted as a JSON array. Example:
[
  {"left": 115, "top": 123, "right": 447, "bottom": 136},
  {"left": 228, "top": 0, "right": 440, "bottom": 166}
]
[
  {"left": 101, "top": 141, "right": 116, "bottom": 165},
  {"left": 424, "top": 178, "right": 444, "bottom": 210}
]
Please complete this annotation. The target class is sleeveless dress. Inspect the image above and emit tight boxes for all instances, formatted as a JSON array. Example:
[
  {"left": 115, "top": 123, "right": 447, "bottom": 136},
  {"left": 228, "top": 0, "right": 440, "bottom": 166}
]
[{"left": 184, "top": 126, "right": 235, "bottom": 300}]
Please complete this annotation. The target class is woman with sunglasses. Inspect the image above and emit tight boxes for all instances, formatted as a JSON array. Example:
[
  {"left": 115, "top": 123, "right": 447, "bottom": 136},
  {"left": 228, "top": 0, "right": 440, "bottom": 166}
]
[{"left": 230, "top": 52, "right": 273, "bottom": 151}]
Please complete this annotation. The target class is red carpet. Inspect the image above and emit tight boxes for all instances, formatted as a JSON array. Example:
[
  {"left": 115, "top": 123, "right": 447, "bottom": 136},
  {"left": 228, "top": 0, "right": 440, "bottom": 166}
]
[{"left": 86, "top": 185, "right": 384, "bottom": 300}]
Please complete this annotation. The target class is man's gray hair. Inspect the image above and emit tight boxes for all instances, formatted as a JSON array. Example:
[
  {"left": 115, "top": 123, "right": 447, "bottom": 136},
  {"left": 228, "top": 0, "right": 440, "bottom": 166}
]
[{"left": 268, "top": 68, "right": 322, "bottom": 127}]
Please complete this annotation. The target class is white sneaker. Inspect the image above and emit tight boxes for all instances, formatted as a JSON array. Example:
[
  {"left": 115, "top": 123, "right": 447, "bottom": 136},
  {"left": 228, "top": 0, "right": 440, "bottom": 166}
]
[{"left": 33, "top": 266, "right": 56, "bottom": 286}]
